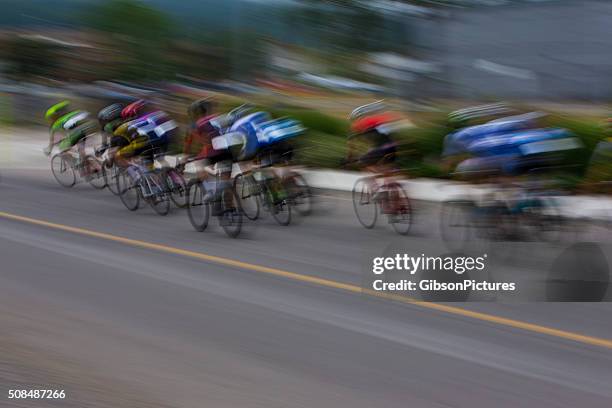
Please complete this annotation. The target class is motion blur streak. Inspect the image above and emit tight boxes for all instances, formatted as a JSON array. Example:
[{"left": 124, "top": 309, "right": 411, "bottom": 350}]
[{"left": 1, "top": 209, "right": 611, "bottom": 350}]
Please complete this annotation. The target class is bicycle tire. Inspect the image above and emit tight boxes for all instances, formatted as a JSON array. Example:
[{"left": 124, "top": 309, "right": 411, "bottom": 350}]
[
  {"left": 270, "top": 196, "right": 291, "bottom": 226},
  {"left": 106, "top": 164, "right": 121, "bottom": 195},
  {"left": 117, "top": 168, "right": 140, "bottom": 211},
  {"left": 352, "top": 177, "right": 377, "bottom": 229},
  {"left": 233, "top": 173, "right": 261, "bottom": 221},
  {"left": 440, "top": 200, "right": 476, "bottom": 252},
  {"left": 285, "top": 171, "right": 312, "bottom": 216},
  {"left": 186, "top": 182, "right": 210, "bottom": 232},
  {"left": 145, "top": 173, "right": 170, "bottom": 216},
  {"left": 385, "top": 182, "right": 413, "bottom": 235},
  {"left": 219, "top": 186, "right": 242, "bottom": 238},
  {"left": 164, "top": 169, "right": 188, "bottom": 209},
  {"left": 84, "top": 155, "right": 107, "bottom": 190},
  {"left": 51, "top": 153, "right": 76, "bottom": 188}
]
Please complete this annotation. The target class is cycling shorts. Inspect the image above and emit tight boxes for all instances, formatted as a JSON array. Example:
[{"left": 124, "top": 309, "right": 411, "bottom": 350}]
[
  {"left": 58, "top": 122, "right": 95, "bottom": 151},
  {"left": 116, "top": 135, "right": 168, "bottom": 160},
  {"left": 359, "top": 143, "right": 397, "bottom": 167}
]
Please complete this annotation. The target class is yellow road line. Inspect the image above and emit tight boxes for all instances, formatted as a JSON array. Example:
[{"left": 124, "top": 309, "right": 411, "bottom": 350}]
[{"left": 1, "top": 210, "right": 611, "bottom": 350}]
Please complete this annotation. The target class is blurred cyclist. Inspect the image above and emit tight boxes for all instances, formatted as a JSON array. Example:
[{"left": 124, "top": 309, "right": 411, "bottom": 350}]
[
  {"left": 44, "top": 101, "right": 96, "bottom": 158},
  {"left": 346, "top": 100, "right": 400, "bottom": 175},
  {"left": 180, "top": 98, "right": 235, "bottom": 203},
  {"left": 112, "top": 99, "right": 179, "bottom": 197},
  {"left": 97, "top": 103, "right": 126, "bottom": 147},
  {"left": 96, "top": 102, "right": 126, "bottom": 164}
]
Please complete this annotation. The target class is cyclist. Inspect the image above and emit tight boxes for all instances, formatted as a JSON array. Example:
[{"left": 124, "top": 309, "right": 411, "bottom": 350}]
[
  {"left": 97, "top": 103, "right": 126, "bottom": 148},
  {"left": 44, "top": 101, "right": 96, "bottom": 158},
  {"left": 180, "top": 98, "right": 235, "bottom": 204},
  {"left": 346, "top": 100, "right": 400, "bottom": 175},
  {"left": 345, "top": 101, "right": 407, "bottom": 219},
  {"left": 113, "top": 99, "right": 179, "bottom": 196}
]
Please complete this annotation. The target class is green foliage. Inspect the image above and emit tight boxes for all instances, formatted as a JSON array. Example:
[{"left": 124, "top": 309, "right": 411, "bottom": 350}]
[
  {"left": 83, "top": 0, "right": 175, "bottom": 80},
  {"left": 2, "top": 37, "right": 60, "bottom": 80},
  {"left": 268, "top": 108, "right": 349, "bottom": 136},
  {"left": 544, "top": 114, "right": 607, "bottom": 176},
  {"left": 293, "top": 130, "right": 347, "bottom": 169},
  {"left": 85, "top": 0, "right": 172, "bottom": 41}
]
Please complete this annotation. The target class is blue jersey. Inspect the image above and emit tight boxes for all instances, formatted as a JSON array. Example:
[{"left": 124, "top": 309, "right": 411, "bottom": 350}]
[
  {"left": 129, "top": 111, "right": 178, "bottom": 144},
  {"left": 443, "top": 113, "right": 539, "bottom": 156}
]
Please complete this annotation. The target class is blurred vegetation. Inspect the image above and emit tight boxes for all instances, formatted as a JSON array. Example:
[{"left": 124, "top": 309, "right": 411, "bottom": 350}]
[
  {"left": 83, "top": 0, "right": 175, "bottom": 81},
  {"left": 206, "top": 96, "right": 609, "bottom": 183},
  {"left": 1, "top": 37, "right": 61, "bottom": 80}
]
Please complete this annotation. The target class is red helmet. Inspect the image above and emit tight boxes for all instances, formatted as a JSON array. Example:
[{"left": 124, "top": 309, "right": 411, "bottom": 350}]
[{"left": 121, "top": 99, "right": 150, "bottom": 120}]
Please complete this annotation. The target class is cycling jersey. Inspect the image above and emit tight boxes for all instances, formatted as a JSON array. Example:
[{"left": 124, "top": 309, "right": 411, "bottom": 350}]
[
  {"left": 115, "top": 111, "right": 177, "bottom": 159},
  {"left": 349, "top": 113, "right": 399, "bottom": 167},
  {"left": 184, "top": 114, "right": 229, "bottom": 161},
  {"left": 443, "top": 114, "right": 537, "bottom": 157},
  {"left": 51, "top": 110, "right": 95, "bottom": 151},
  {"left": 456, "top": 128, "right": 581, "bottom": 176}
]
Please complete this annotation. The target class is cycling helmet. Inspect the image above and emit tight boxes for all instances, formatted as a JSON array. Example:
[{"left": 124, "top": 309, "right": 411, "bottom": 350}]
[
  {"left": 45, "top": 101, "right": 71, "bottom": 122},
  {"left": 98, "top": 103, "right": 125, "bottom": 125},
  {"left": 188, "top": 97, "right": 215, "bottom": 120},
  {"left": 349, "top": 100, "right": 386, "bottom": 121},
  {"left": 121, "top": 99, "right": 151, "bottom": 120}
]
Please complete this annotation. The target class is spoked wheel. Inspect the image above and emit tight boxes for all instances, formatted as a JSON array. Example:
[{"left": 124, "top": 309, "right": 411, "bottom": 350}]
[
  {"left": 219, "top": 187, "right": 242, "bottom": 238},
  {"left": 521, "top": 197, "right": 564, "bottom": 244},
  {"left": 285, "top": 171, "right": 312, "bottom": 216},
  {"left": 144, "top": 173, "right": 170, "bottom": 216},
  {"left": 164, "top": 169, "right": 188, "bottom": 209},
  {"left": 117, "top": 168, "right": 140, "bottom": 211},
  {"left": 84, "top": 155, "right": 107, "bottom": 189},
  {"left": 352, "top": 177, "right": 377, "bottom": 229},
  {"left": 233, "top": 173, "right": 261, "bottom": 221},
  {"left": 271, "top": 197, "right": 291, "bottom": 226},
  {"left": 265, "top": 180, "right": 291, "bottom": 226},
  {"left": 385, "top": 182, "right": 413, "bottom": 235},
  {"left": 148, "top": 193, "right": 170, "bottom": 216},
  {"left": 51, "top": 153, "right": 76, "bottom": 188},
  {"left": 106, "top": 164, "right": 121, "bottom": 195},
  {"left": 440, "top": 200, "right": 476, "bottom": 252},
  {"left": 186, "top": 183, "right": 210, "bottom": 232}
]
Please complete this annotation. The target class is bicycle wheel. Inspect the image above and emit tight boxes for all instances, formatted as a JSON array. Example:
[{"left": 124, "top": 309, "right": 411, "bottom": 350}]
[
  {"left": 264, "top": 179, "right": 291, "bottom": 226},
  {"left": 146, "top": 174, "right": 170, "bottom": 216},
  {"left": 164, "top": 169, "right": 188, "bottom": 209},
  {"left": 352, "top": 177, "right": 377, "bottom": 229},
  {"left": 219, "top": 186, "right": 242, "bottom": 238},
  {"left": 106, "top": 164, "right": 121, "bottom": 195},
  {"left": 285, "top": 171, "right": 312, "bottom": 216},
  {"left": 521, "top": 196, "right": 564, "bottom": 243},
  {"left": 117, "top": 168, "right": 140, "bottom": 211},
  {"left": 149, "top": 195, "right": 170, "bottom": 215},
  {"left": 386, "top": 182, "right": 413, "bottom": 235},
  {"left": 51, "top": 153, "right": 76, "bottom": 188},
  {"left": 84, "top": 155, "right": 107, "bottom": 189},
  {"left": 440, "top": 200, "right": 475, "bottom": 251},
  {"left": 186, "top": 182, "right": 210, "bottom": 232},
  {"left": 271, "top": 197, "right": 291, "bottom": 226},
  {"left": 233, "top": 173, "right": 261, "bottom": 221}
]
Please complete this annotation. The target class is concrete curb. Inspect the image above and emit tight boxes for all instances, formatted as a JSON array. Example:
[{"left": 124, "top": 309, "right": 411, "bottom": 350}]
[{"left": 298, "top": 168, "right": 612, "bottom": 221}]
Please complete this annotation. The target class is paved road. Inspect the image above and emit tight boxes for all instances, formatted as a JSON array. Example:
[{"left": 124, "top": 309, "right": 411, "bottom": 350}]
[{"left": 1, "top": 149, "right": 612, "bottom": 406}]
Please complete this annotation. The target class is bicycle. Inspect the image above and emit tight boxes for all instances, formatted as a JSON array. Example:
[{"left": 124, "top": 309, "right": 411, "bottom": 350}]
[
  {"left": 282, "top": 168, "right": 312, "bottom": 216},
  {"left": 50, "top": 134, "right": 107, "bottom": 190},
  {"left": 351, "top": 172, "right": 413, "bottom": 235},
  {"left": 116, "top": 149, "right": 171, "bottom": 216},
  {"left": 440, "top": 187, "right": 564, "bottom": 252},
  {"left": 233, "top": 163, "right": 292, "bottom": 226},
  {"left": 162, "top": 162, "right": 188, "bottom": 209},
  {"left": 186, "top": 162, "right": 243, "bottom": 238}
]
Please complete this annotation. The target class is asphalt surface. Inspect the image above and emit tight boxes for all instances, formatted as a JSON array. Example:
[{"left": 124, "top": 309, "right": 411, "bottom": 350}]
[{"left": 1, "top": 136, "right": 612, "bottom": 407}]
